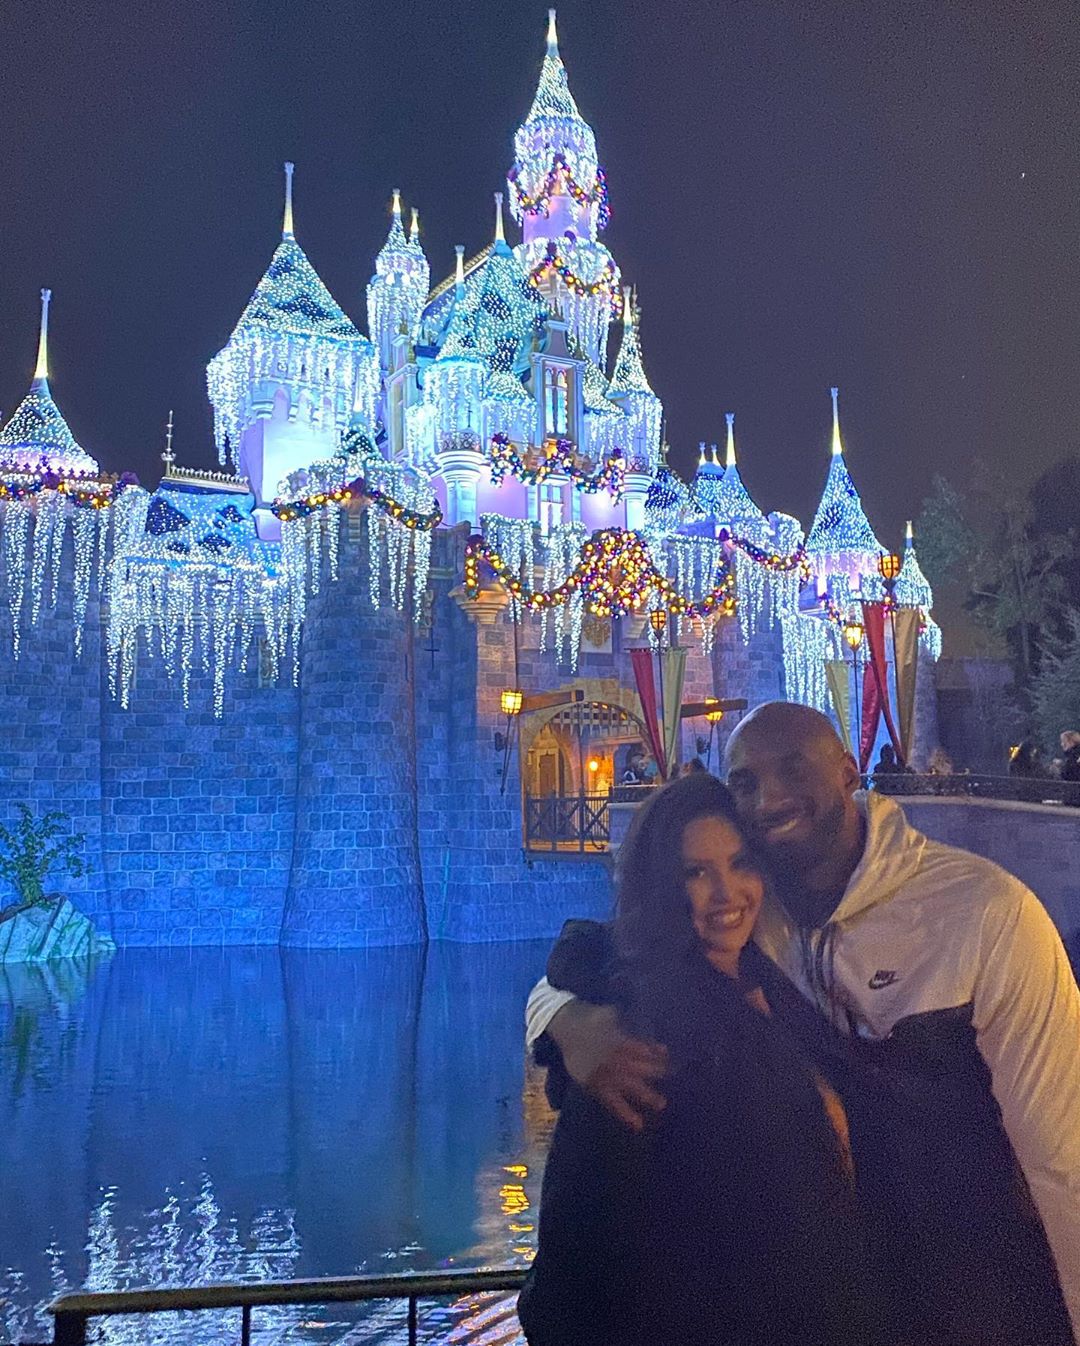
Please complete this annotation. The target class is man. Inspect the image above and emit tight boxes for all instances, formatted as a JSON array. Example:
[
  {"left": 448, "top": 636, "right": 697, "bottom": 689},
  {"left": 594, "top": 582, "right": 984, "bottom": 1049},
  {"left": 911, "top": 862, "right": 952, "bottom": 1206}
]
[{"left": 527, "top": 702, "right": 1080, "bottom": 1341}]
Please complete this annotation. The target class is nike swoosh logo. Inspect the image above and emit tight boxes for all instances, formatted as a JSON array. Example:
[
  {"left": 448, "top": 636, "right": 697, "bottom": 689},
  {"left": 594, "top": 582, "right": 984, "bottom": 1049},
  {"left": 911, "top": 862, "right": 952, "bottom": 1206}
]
[{"left": 868, "top": 970, "right": 899, "bottom": 990}]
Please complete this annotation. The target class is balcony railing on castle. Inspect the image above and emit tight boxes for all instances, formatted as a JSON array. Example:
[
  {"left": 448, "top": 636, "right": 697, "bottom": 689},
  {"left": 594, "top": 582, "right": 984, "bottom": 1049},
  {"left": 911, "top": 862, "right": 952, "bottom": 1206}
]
[
  {"left": 44, "top": 1267, "right": 529, "bottom": 1346},
  {"left": 524, "top": 794, "right": 610, "bottom": 853}
]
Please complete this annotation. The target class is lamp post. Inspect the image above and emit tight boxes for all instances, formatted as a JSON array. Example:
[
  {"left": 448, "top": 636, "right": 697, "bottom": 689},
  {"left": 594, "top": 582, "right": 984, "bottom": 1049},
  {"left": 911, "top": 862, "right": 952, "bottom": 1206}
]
[
  {"left": 843, "top": 617, "right": 865, "bottom": 772},
  {"left": 877, "top": 550, "right": 904, "bottom": 767},
  {"left": 650, "top": 608, "right": 668, "bottom": 776},
  {"left": 498, "top": 687, "right": 523, "bottom": 794},
  {"left": 704, "top": 696, "right": 725, "bottom": 771}
]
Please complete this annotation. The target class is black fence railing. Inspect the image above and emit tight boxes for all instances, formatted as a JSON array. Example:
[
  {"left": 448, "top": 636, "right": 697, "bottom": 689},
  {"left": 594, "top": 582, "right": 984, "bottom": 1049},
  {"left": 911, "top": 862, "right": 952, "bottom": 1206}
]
[
  {"left": 870, "top": 772, "right": 1080, "bottom": 806},
  {"left": 524, "top": 793, "right": 610, "bottom": 853},
  {"left": 45, "top": 1267, "right": 529, "bottom": 1346}
]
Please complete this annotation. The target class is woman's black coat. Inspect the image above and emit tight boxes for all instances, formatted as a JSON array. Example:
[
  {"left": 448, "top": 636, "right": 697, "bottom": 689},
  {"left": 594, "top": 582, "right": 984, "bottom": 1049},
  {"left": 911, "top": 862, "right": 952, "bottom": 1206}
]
[{"left": 518, "top": 955, "right": 877, "bottom": 1346}]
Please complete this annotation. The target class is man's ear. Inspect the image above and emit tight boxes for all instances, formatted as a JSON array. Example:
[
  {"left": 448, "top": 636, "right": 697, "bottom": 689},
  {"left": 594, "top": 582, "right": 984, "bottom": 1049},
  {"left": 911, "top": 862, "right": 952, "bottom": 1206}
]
[{"left": 840, "top": 751, "right": 861, "bottom": 793}]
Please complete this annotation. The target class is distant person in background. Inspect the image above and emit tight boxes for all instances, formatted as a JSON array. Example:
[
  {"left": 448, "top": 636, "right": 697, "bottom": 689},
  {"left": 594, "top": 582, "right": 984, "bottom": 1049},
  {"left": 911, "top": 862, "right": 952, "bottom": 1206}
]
[
  {"left": 871, "top": 744, "right": 903, "bottom": 775},
  {"left": 622, "top": 748, "right": 649, "bottom": 785},
  {"left": 926, "top": 746, "right": 954, "bottom": 775},
  {"left": 1009, "top": 741, "right": 1045, "bottom": 779},
  {"left": 1058, "top": 731, "right": 1080, "bottom": 783}
]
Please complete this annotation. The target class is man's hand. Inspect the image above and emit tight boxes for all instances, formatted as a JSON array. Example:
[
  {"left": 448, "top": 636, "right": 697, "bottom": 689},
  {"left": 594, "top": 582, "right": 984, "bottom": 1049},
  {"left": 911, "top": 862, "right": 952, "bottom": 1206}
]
[{"left": 547, "top": 1001, "right": 668, "bottom": 1132}]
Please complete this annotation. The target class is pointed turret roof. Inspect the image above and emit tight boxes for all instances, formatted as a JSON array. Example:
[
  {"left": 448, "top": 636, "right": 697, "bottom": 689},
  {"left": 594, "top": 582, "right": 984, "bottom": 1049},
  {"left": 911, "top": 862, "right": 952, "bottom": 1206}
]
[
  {"left": 805, "top": 388, "right": 882, "bottom": 560},
  {"left": 438, "top": 217, "right": 544, "bottom": 379},
  {"left": 525, "top": 9, "right": 584, "bottom": 124},
  {"left": 229, "top": 164, "right": 363, "bottom": 345},
  {"left": 704, "top": 414, "right": 768, "bottom": 534},
  {"left": 608, "top": 288, "right": 655, "bottom": 396},
  {"left": 895, "top": 520, "right": 933, "bottom": 608},
  {"left": 0, "top": 289, "right": 99, "bottom": 476},
  {"left": 511, "top": 8, "right": 599, "bottom": 214}
]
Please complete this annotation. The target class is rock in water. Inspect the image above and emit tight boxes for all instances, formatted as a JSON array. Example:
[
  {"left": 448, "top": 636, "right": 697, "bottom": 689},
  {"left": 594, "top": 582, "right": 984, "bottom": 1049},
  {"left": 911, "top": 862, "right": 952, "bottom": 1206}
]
[{"left": 0, "top": 898, "right": 115, "bottom": 963}]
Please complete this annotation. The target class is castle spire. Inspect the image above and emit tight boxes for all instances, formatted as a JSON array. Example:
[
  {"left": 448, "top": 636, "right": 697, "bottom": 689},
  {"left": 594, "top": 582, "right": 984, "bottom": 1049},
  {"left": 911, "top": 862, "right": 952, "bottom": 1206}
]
[
  {"left": 830, "top": 385, "right": 842, "bottom": 456},
  {"left": 905, "top": 518, "right": 914, "bottom": 548},
  {"left": 546, "top": 7, "right": 559, "bottom": 56},
  {"left": 725, "top": 411, "right": 736, "bottom": 468},
  {"left": 493, "top": 191, "right": 507, "bottom": 248},
  {"left": 32, "top": 287, "right": 51, "bottom": 388},
  {"left": 282, "top": 162, "right": 295, "bottom": 239},
  {"left": 409, "top": 207, "right": 420, "bottom": 243},
  {"left": 454, "top": 244, "right": 465, "bottom": 292},
  {"left": 0, "top": 289, "right": 99, "bottom": 476}
]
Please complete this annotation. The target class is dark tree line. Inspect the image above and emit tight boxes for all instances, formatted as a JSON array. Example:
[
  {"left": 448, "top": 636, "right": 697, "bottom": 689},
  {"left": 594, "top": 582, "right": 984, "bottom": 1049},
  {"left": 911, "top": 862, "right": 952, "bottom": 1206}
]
[{"left": 916, "top": 457, "right": 1080, "bottom": 751}]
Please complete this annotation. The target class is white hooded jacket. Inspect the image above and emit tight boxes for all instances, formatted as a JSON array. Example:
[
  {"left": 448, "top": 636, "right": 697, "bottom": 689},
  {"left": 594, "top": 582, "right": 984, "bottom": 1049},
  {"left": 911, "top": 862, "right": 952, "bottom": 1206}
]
[{"left": 525, "top": 791, "right": 1080, "bottom": 1340}]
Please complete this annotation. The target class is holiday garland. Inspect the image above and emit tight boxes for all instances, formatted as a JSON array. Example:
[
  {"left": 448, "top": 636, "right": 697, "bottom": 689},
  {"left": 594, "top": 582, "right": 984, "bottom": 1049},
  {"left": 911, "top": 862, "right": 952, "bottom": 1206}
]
[
  {"left": 465, "top": 527, "right": 736, "bottom": 621},
  {"left": 0, "top": 471, "right": 130, "bottom": 511},
  {"left": 528, "top": 241, "right": 621, "bottom": 313},
  {"left": 507, "top": 157, "right": 611, "bottom": 230},
  {"left": 272, "top": 476, "right": 443, "bottom": 531},
  {"left": 488, "top": 433, "right": 625, "bottom": 496},
  {"left": 719, "top": 529, "right": 810, "bottom": 577}
]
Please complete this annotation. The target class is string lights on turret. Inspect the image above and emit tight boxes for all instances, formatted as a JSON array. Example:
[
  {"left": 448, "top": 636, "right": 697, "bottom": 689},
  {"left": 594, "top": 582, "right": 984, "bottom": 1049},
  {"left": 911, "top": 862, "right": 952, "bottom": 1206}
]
[
  {"left": 367, "top": 189, "right": 430, "bottom": 373},
  {"left": 206, "top": 163, "right": 378, "bottom": 480},
  {"left": 509, "top": 10, "right": 620, "bottom": 362}
]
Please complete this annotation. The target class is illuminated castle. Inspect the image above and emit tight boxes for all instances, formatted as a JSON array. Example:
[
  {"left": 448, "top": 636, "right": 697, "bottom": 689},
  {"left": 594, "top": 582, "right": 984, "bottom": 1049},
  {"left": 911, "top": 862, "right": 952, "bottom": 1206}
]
[{"left": 0, "top": 13, "right": 940, "bottom": 948}]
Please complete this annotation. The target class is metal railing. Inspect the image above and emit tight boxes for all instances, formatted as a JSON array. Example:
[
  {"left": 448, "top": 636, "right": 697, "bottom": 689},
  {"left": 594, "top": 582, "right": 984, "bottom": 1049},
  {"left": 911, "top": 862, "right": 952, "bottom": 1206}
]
[
  {"left": 46, "top": 1266, "right": 529, "bottom": 1346},
  {"left": 524, "top": 794, "right": 610, "bottom": 853},
  {"left": 870, "top": 772, "right": 1080, "bottom": 806}
]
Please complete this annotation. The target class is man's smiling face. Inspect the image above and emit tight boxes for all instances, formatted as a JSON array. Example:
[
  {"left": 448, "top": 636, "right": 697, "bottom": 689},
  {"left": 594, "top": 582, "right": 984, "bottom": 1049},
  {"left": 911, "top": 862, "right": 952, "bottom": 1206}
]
[{"left": 723, "top": 704, "right": 861, "bottom": 880}]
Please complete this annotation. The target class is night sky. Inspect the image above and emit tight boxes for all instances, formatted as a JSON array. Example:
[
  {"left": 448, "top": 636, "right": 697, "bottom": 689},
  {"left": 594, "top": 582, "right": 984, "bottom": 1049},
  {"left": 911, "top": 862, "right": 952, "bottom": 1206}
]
[{"left": 2, "top": 0, "right": 1078, "bottom": 547}]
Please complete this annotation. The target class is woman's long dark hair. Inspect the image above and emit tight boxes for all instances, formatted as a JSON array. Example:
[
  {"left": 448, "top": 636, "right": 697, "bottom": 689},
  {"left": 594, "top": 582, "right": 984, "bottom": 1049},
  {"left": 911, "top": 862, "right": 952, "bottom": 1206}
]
[{"left": 614, "top": 772, "right": 750, "bottom": 977}]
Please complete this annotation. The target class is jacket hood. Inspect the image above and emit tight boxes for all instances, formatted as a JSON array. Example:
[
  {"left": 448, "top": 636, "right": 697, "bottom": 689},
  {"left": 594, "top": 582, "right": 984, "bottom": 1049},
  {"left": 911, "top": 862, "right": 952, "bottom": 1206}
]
[{"left": 828, "top": 790, "right": 927, "bottom": 926}]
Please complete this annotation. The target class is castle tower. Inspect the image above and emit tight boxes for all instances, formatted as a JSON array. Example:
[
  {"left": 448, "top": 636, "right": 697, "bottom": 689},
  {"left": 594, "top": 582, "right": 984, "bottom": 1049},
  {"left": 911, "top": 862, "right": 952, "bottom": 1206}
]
[
  {"left": 509, "top": 10, "right": 620, "bottom": 363},
  {"left": 206, "top": 164, "right": 378, "bottom": 535},
  {"left": 0, "top": 289, "right": 99, "bottom": 476},
  {"left": 607, "top": 287, "right": 662, "bottom": 525},
  {"left": 367, "top": 190, "right": 430, "bottom": 374},
  {"left": 804, "top": 387, "right": 882, "bottom": 594}
]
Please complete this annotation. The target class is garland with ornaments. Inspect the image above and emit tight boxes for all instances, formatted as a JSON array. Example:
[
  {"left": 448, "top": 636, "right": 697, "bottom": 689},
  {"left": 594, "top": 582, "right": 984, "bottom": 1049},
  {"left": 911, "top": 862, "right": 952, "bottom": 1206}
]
[
  {"left": 528, "top": 241, "right": 621, "bottom": 314},
  {"left": 506, "top": 156, "right": 611, "bottom": 230},
  {"left": 0, "top": 470, "right": 132, "bottom": 511},
  {"left": 465, "top": 527, "right": 736, "bottom": 622},
  {"left": 719, "top": 529, "right": 810, "bottom": 577},
  {"left": 488, "top": 433, "right": 625, "bottom": 496},
  {"left": 272, "top": 476, "right": 443, "bottom": 531}
]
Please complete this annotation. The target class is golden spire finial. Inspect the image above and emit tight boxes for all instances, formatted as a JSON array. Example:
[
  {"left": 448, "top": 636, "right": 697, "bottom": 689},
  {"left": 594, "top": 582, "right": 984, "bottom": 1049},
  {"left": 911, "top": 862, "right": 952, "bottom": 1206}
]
[
  {"left": 830, "top": 385, "right": 842, "bottom": 457},
  {"left": 33, "top": 287, "right": 51, "bottom": 385},
  {"left": 725, "top": 412, "right": 736, "bottom": 469},
  {"left": 409, "top": 208, "right": 420, "bottom": 242},
  {"left": 494, "top": 192, "right": 506, "bottom": 244}
]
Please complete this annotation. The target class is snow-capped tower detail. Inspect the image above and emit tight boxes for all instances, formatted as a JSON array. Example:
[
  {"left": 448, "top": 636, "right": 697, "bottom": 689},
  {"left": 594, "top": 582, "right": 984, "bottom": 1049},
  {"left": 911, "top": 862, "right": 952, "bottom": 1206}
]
[
  {"left": 805, "top": 387, "right": 882, "bottom": 591},
  {"left": 0, "top": 288, "right": 99, "bottom": 477},
  {"left": 607, "top": 288, "right": 662, "bottom": 472},
  {"left": 715, "top": 413, "right": 768, "bottom": 537},
  {"left": 206, "top": 163, "right": 378, "bottom": 534},
  {"left": 509, "top": 9, "right": 620, "bottom": 363},
  {"left": 367, "top": 190, "right": 430, "bottom": 373}
]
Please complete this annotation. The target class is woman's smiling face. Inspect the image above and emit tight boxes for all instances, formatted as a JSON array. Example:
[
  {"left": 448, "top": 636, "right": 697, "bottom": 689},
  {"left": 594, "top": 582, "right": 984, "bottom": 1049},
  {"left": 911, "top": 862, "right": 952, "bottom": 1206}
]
[{"left": 681, "top": 814, "right": 765, "bottom": 977}]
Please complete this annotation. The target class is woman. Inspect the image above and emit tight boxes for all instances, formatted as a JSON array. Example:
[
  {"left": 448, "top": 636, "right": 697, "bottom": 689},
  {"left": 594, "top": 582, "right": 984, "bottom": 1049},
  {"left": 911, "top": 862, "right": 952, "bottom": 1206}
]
[{"left": 519, "top": 773, "right": 878, "bottom": 1346}]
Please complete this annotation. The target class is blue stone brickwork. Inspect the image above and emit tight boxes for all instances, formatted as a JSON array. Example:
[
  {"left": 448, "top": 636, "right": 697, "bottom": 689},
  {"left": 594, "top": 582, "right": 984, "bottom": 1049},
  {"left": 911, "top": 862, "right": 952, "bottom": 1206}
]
[
  {"left": 281, "top": 510, "right": 425, "bottom": 947},
  {"left": 0, "top": 515, "right": 938, "bottom": 949}
]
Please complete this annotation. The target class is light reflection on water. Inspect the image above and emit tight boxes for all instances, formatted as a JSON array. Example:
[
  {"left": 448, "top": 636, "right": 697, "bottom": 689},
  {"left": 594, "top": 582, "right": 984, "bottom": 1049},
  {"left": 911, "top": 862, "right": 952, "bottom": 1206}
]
[{"left": 0, "top": 944, "right": 555, "bottom": 1344}]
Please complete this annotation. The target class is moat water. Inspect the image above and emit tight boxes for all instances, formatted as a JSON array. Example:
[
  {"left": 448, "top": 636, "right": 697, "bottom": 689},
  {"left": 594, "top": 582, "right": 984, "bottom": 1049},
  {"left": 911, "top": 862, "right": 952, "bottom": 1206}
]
[{"left": 0, "top": 942, "right": 554, "bottom": 1344}]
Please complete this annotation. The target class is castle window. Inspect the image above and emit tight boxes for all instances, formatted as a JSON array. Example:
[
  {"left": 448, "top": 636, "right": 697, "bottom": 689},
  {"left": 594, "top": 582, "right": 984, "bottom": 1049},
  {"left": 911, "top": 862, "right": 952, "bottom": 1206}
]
[
  {"left": 539, "top": 482, "right": 563, "bottom": 536},
  {"left": 544, "top": 366, "right": 570, "bottom": 437}
]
